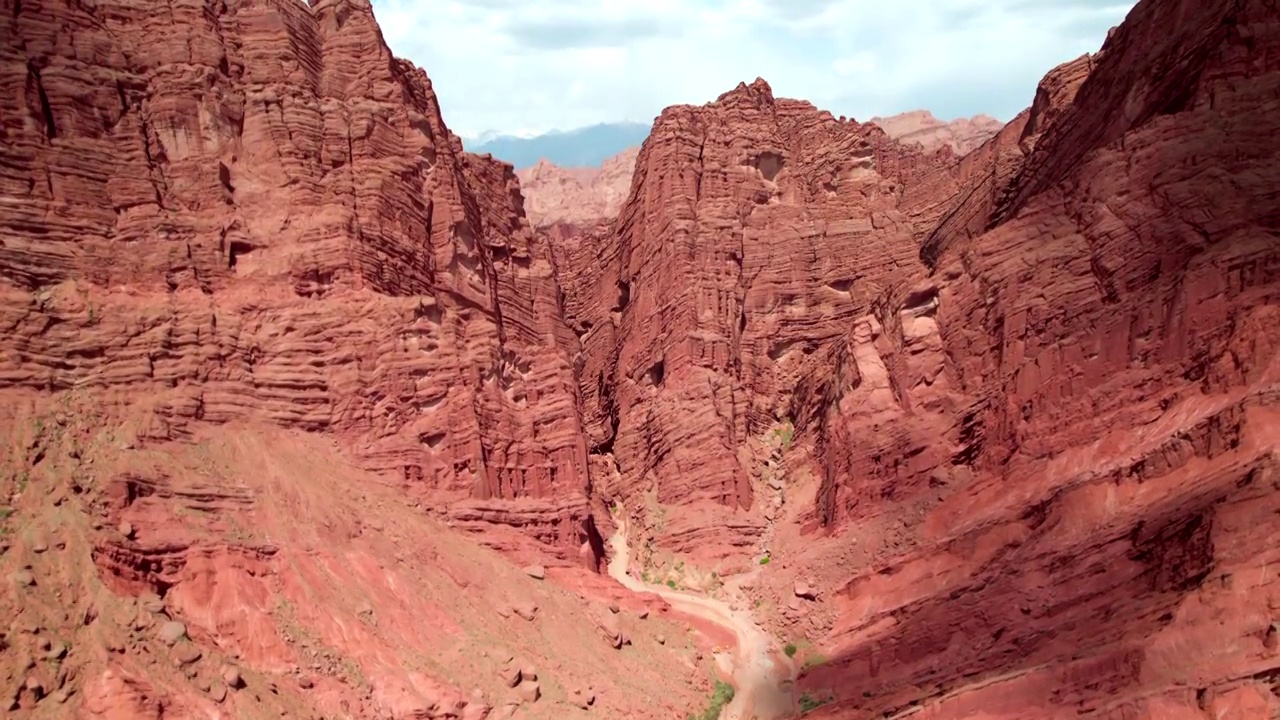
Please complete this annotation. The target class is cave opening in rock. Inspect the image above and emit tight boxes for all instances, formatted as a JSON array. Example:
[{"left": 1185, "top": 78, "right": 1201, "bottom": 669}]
[
  {"left": 753, "top": 151, "right": 784, "bottom": 181},
  {"left": 228, "top": 240, "right": 253, "bottom": 269}
]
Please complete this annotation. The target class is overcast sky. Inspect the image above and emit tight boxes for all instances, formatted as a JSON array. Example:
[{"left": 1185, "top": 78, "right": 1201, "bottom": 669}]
[{"left": 369, "top": 0, "right": 1137, "bottom": 138}]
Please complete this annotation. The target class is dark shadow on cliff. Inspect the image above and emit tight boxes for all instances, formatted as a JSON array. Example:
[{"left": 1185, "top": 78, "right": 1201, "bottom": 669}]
[{"left": 794, "top": 417, "right": 1280, "bottom": 717}]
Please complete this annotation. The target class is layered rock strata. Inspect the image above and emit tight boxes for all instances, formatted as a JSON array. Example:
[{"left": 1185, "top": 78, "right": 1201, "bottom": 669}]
[{"left": 0, "top": 0, "right": 598, "bottom": 565}]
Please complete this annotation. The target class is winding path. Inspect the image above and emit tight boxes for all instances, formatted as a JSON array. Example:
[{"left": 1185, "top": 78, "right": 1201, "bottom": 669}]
[{"left": 606, "top": 512, "right": 796, "bottom": 720}]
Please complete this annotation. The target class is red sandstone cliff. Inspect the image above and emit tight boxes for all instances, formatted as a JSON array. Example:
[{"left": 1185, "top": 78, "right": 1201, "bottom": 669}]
[
  {"left": 0, "top": 1, "right": 714, "bottom": 717},
  {"left": 769, "top": 0, "right": 1280, "bottom": 716},
  {"left": 517, "top": 147, "right": 640, "bottom": 227},
  {"left": 870, "top": 110, "right": 1004, "bottom": 155},
  {"left": 0, "top": 0, "right": 597, "bottom": 566},
  {"left": 552, "top": 79, "right": 956, "bottom": 567}
]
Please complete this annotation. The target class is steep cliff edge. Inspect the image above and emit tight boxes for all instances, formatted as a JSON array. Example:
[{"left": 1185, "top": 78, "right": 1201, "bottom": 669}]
[
  {"left": 0, "top": 1, "right": 715, "bottom": 717},
  {"left": 0, "top": 0, "right": 597, "bottom": 566},
  {"left": 768, "top": 0, "right": 1280, "bottom": 716},
  {"left": 554, "top": 79, "right": 956, "bottom": 568}
]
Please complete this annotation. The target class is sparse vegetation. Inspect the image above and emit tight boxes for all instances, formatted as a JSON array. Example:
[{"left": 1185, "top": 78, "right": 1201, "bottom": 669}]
[
  {"left": 784, "top": 643, "right": 797, "bottom": 657},
  {"left": 687, "top": 680, "right": 735, "bottom": 720},
  {"left": 799, "top": 692, "right": 833, "bottom": 713},
  {"left": 759, "top": 555, "right": 771, "bottom": 565},
  {"left": 803, "top": 652, "right": 828, "bottom": 669},
  {"left": 773, "top": 420, "right": 794, "bottom": 448},
  {"left": 666, "top": 579, "right": 677, "bottom": 589}
]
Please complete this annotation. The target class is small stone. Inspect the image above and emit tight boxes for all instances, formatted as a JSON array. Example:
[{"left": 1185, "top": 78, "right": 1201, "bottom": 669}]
[
  {"left": 37, "top": 637, "right": 51, "bottom": 651},
  {"left": 118, "top": 522, "right": 134, "bottom": 539},
  {"left": 222, "top": 667, "right": 242, "bottom": 689},
  {"left": 13, "top": 569, "right": 35, "bottom": 587},
  {"left": 522, "top": 565, "right": 546, "bottom": 580},
  {"left": 46, "top": 642, "right": 66, "bottom": 660},
  {"left": 31, "top": 539, "right": 48, "bottom": 553},
  {"left": 793, "top": 581, "right": 818, "bottom": 601},
  {"left": 157, "top": 621, "right": 186, "bottom": 645},
  {"left": 298, "top": 676, "right": 314, "bottom": 689},
  {"left": 209, "top": 683, "right": 227, "bottom": 703},
  {"left": 53, "top": 688, "right": 71, "bottom": 704},
  {"left": 520, "top": 665, "right": 537, "bottom": 682},
  {"left": 608, "top": 602, "right": 620, "bottom": 614},
  {"left": 500, "top": 665, "right": 521, "bottom": 688},
  {"left": 656, "top": 635, "right": 666, "bottom": 645},
  {"left": 638, "top": 608, "right": 649, "bottom": 620},
  {"left": 173, "top": 643, "right": 202, "bottom": 665},
  {"left": 24, "top": 675, "right": 43, "bottom": 694}
]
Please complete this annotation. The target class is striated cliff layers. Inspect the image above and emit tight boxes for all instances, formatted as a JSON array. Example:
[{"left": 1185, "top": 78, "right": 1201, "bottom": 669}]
[
  {"left": 777, "top": 0, "right": 1280, "bottom": 716},
  {"left": 554, "top": 80, "right": 960, "bottom": 563},
  {"left": 0, "top": 0, "right": 597, "bottom": 565}
]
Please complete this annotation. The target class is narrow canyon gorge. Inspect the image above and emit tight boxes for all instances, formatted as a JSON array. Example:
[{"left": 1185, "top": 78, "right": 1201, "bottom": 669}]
[{"left": 0, "top": 0, "right": 1277, "bottom": 718}]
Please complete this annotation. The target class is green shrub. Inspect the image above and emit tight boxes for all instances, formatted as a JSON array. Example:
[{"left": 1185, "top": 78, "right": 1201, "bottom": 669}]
[
  {"left": 687, "top": 680, "right": 735, "bottom": 720},
  {"left": 799, "top": 692, "right": 831, "bottom": 713},
  {"left": 784, "top": 643, "right": 797, "bottom": 658}
]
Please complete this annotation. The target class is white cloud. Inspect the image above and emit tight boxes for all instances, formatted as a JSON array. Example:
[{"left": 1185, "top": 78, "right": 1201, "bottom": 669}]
[{"left": 369, "top": 0, "right": 1137, "bottom": 137}]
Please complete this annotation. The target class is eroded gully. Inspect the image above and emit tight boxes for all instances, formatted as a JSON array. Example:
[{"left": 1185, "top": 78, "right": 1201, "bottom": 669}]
[{"left": 606, "top": 511, "right": 797, "bottom": 720}]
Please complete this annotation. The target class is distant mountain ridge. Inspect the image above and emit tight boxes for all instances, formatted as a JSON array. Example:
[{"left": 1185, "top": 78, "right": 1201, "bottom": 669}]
[{"left": 465, "top": 122, "right": 652, "bottom": 169}]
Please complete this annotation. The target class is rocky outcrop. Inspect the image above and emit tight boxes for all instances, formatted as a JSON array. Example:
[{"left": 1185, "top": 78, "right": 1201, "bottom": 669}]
[
  {"left": 870, "top": 110, "right": 1004, "bottom": 156},
  {"left": 517, "top": 147, "right": 640, "bottom": 227},
  {"left": 0, "top": 0, "right": 595, "bottom": 565},
  {"left": 556, "top": 78, "right": 955, "bottom": 565},
  {"left": 780, "top": 0, "right": 1280, "bottom": 716}
]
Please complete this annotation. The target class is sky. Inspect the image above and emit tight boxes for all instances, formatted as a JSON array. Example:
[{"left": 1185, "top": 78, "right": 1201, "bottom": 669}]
[{"left": 369, "top": 0, "right": 1138, "bottom": 139}]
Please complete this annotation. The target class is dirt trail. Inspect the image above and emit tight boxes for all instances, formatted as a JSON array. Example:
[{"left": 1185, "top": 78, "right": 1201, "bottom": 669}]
[{"left": 607, "top": 511, "right": 796, "bottom": 720}]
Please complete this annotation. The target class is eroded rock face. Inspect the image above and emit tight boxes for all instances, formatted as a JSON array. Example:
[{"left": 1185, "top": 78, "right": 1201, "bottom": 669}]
[
  {"left": 0, "top": 0, "right": 595, "bottom": 565},
  {"left": 870, "top": 110, "right": 1004, "bottom": 156},
  {"left": 517, "top": 147, "right": 641, "bottom": 227},
  {"left": 555, "top": 78, "right": 956, "bottom": 563},
  {"left": 782, "top": 0, "right": 1280, "bottom": 715}
]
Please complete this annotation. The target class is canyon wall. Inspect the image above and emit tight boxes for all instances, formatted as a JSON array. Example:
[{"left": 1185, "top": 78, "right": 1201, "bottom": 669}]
[
  {"left": 553, "top": 81, "right": 961, "bottom": 564},
  {"left": 775, "top": 0, "right": 1280, "bottom": 716},
  {"left": 0, "top": 0, "right": 597, "bottom": 565}
]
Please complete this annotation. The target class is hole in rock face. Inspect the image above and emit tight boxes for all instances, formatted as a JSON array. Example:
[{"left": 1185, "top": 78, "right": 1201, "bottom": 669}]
[
  {"left": 827, "top": 278, "right": 854, "bottom": 292},
  {"left": 646, "top": 360, "right": 665, "bottom": 386},
  {"left": 752, "top": 151, "right": 784, "bottom": 181},
  {"left": 218, "top": 162, "right": 234, "bottom": 194},
  {"left": 612, "top": 280, "right": 631, "bottom": 313},
  {"left": 228, "top": 241, "right": 253, "bottom": 268},
  {"left": 901, "top": 286, "right": 939, "bottom": 314}
]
